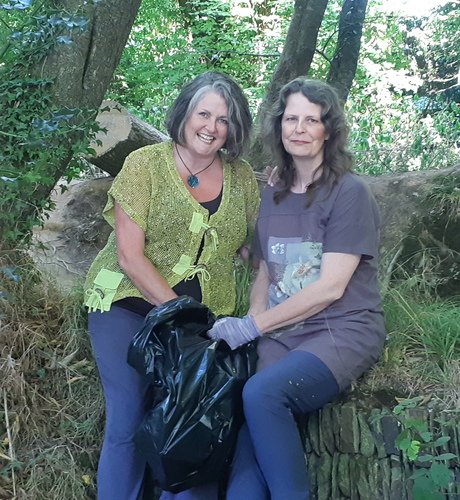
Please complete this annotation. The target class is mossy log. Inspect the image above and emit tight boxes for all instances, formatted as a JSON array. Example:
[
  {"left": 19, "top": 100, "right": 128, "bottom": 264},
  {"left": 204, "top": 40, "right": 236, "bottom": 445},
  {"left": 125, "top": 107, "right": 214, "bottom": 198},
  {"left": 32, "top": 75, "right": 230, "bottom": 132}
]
[{"left": 366, "top": 164, "right": 460, "bottom": 296}]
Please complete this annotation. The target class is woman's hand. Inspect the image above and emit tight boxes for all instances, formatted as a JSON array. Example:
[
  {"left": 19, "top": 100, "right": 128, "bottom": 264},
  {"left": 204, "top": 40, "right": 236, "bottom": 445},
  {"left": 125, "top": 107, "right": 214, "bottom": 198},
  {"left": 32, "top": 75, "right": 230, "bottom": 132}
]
[
  {"left": 254, "top": 252, "right": 361, "bottom": 334},
  {"left": 207, "top": 315, "right": 262, "bottom": 350},
  {"left": 266, "top": 166, "right": 279, "bottom": 187},
  {"left": 237, "top": 245, "right": 250, "bottom": 263}
]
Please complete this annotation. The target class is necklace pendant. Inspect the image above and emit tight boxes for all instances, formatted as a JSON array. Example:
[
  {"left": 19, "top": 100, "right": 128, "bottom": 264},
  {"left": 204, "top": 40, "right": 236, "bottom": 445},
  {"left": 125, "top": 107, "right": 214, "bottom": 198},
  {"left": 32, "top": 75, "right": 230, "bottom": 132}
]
[{"left": 187, "top": 175, "right": 199, "bottom": 188}]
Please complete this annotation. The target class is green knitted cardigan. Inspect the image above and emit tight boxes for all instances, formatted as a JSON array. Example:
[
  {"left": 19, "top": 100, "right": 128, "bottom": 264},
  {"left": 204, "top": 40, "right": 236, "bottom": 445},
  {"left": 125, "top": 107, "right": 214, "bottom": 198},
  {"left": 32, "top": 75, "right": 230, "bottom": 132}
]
[{"left": 84, "top": 141, "right": 260, "bottom": 316}]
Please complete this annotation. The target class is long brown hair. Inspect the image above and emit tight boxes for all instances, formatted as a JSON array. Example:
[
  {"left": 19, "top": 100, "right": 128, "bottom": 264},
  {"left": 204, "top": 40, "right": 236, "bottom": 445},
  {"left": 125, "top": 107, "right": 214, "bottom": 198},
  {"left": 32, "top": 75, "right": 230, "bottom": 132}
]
[{"left": 262, "top": 78, "right": 354, "bottom": 205}]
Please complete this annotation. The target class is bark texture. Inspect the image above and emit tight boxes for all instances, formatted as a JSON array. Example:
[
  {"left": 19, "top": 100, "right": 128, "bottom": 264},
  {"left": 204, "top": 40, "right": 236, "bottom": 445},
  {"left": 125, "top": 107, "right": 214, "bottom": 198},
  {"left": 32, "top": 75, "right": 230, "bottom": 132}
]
[
  {"left": 248, "top": 0, "right": 329, "bottom": 170},
  {"left": 87, "top": 100, "right": 169, "bottom": 177},
  {"left": 261, "top": 0, "right": 329, "bottom": 113},
  {"left": 37, "top": 1, "right": 142, "bottom": 109},
  {"left": 9, "top": 0, "right": 142, "bottom": 242},
  {"left": 327, "top": 0, "right": 369, "bottom": 103}
]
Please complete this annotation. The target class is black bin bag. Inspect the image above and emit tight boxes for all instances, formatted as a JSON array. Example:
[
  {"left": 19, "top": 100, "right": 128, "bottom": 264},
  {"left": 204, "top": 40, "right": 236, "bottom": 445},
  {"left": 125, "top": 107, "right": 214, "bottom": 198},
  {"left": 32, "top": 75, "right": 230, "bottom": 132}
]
[{"left": 127, "top": 296, "right": 258, "bottom": 493}]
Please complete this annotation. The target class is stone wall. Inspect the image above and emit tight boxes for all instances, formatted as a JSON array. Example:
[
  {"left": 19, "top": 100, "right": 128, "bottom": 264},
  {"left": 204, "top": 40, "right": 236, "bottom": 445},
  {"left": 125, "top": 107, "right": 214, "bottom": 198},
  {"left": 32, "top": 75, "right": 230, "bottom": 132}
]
[{"left": 302, "top": 402, "right": 460, "bottom": 500}]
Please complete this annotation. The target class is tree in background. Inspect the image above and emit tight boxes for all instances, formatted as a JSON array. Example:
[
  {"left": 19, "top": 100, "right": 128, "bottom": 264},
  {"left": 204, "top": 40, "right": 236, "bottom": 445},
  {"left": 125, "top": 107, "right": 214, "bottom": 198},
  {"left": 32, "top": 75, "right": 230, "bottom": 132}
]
[
  {"left": 0, "top": 0, "right": 141, "bottom": 247},
  {"left": 1, "top": 0, "right": 458, "bottom": 247}
]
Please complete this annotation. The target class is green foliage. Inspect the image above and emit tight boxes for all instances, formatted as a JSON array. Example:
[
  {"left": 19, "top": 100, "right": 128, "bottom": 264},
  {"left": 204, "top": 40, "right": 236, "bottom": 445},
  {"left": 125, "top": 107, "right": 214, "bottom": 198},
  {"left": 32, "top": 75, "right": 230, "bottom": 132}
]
[
  {"left": 343, "top": 1, "right": 460, "bottom": 175},
  {"left": 233, "top": 256, "right": 256, "bottom": 317},
  {"left": 106, "top": 0, "right": 293, "bottom": 127},
  {"left": 384, "top": 287, "right": 460, "bottom": 369},
  {"left": 108, "top": 0, "right": 459, "bottom": 176},
  {"left": 0, "top": 1, "right": 102, "bottom": 247},
  {"left": 348, "top": 94, "right": 460, "bottom": 175},
  {"left": 389, "top": 397, "right": 457, "bottom": 499}
]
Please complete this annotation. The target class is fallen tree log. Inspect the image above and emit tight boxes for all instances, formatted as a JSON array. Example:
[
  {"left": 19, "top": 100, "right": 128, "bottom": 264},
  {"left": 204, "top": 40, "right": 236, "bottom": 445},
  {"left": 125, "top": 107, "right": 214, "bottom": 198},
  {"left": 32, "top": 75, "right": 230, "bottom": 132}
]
[
  {"left": 86, "top": 100, "right": 169, "bottom": 177},
  {"left": 32, "top": 165, "right": 460, "bottom": 298}
]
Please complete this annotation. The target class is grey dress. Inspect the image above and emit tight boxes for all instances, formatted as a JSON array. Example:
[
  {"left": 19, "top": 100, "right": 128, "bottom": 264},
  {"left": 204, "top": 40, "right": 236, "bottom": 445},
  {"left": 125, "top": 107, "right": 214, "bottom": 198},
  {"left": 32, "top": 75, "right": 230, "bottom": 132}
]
[{"left": 253, "top": 173, "right": 386, "bottom": 390}]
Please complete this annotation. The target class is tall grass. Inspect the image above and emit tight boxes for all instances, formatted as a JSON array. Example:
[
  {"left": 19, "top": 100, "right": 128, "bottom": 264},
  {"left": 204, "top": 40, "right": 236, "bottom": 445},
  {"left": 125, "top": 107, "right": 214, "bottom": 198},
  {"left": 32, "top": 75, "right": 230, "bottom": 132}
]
[
  {"left": 233, "top": 256, "right": 256, "bottom": 318},
  {"left": 0, "top": 250, "right": 103, "bottom": 500},
  {"left": 375, "top": 283, "right": 460, "bottom": 406}
]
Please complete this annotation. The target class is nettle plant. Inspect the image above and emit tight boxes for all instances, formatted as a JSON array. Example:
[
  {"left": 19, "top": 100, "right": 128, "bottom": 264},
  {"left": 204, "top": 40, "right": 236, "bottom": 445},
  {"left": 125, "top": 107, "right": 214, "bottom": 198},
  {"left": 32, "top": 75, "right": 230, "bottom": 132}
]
[{"left": 0, "top": 0, "right": 102, "bottom": 246}]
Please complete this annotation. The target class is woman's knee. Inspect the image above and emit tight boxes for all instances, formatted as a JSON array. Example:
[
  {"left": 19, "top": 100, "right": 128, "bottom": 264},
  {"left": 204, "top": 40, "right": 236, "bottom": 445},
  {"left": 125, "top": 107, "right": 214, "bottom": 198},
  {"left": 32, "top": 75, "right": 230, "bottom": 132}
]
[{"left": 242, "top": 370, "right": 282, "bottom": 416}]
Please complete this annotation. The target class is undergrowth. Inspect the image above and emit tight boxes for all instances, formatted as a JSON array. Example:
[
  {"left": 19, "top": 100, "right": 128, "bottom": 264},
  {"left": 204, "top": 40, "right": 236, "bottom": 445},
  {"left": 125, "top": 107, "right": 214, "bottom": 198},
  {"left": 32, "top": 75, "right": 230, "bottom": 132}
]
[
  {"left": 363, "top": 283, "right": 460, "bottom": 409},
  {"left": 0, "top": 250, "right": 103, "bottom": 500},
  {"left": 1, "top": 249, "right": 460, "bottom": 498}
]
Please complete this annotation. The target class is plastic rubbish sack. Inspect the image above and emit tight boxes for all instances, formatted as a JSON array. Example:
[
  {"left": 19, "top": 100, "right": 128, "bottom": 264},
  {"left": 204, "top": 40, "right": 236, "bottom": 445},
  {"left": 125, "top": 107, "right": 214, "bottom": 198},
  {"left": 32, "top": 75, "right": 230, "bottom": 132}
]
[{"left": 127, "top": 296, "right": 258, "bottom": 493}]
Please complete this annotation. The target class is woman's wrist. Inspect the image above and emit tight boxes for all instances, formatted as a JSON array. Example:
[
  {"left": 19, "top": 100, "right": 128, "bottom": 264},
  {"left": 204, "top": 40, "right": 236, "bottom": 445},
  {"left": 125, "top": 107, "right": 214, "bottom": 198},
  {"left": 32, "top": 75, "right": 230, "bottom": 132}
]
[
  {"left": 252, "top": 313, "right": 269, "bottom": 334},
  {"left": 247, "top": 303, "right": 267, "bottom": 317}
]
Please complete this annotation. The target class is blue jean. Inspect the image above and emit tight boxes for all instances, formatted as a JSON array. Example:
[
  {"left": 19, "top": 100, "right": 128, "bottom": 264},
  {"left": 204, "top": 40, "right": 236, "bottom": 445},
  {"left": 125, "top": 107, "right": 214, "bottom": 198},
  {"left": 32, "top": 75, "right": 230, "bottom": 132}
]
[
  {"left": 226, "top": 351, "right": 340, "bottom": 500},
  {"left": 89, "top": 305, "right": 219, "bottom": 500}
]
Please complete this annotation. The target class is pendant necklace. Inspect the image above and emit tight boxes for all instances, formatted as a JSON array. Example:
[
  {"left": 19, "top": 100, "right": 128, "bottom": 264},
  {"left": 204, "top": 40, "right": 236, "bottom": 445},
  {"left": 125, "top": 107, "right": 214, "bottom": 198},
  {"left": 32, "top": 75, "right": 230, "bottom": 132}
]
[{"left": 175, "top": 144, "right": 216, "bottom": 188}]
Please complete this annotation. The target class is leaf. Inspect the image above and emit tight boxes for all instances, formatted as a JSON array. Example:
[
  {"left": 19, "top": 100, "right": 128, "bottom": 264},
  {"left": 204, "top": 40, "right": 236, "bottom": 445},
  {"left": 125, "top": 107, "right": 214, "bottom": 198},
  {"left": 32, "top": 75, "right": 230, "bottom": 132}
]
[
  {"left": 410, "top": 469, "right": 428, "bottom": 480},
  {"left": 56, "top": 35, "right": 73, "bottom": 44},
  {"left": 429, "top": 462, "right": 453, "bottom": 489},
  {"left": 434, "top": 453, "right": 457, "bottom": 461},
  {"left": 419, "top": 431, "right": 433, "bottom": 442},
  {"left": 412, "top": 476, "right": 443, "bottom": 500},
  {"left": 408, "top": 440, "right": 421, "bottom": 460},
  {"left": 1, "top": 0, "right": 32, "bottom": 10},
  {"left": 432, "top": 436, "right": 450, "bottom": 447},
  {"left": 1, "top": 267, "right": 20, "bottom": 281}
]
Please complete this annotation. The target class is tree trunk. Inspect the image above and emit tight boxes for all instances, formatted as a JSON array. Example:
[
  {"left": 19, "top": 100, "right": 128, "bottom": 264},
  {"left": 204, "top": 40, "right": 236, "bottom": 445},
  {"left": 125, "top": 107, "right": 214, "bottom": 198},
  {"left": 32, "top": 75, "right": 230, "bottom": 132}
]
[
  {"left": 87, "top": 100, "right": 169, "bottom": 177},
  {"left": 1, "top": 0, "right": 142, "bottom": 246},
  {"left": 327, "top": 0, "right": 369, "bottom": 103},
  {"left": 261, "top": 0, "right": 329, "bottom": 113},
  {"left": 248, "top": 0, "right": 329, "bottom": 170},
  {"left": 36, "top": 1, "right": 142, "bottom": 110}
]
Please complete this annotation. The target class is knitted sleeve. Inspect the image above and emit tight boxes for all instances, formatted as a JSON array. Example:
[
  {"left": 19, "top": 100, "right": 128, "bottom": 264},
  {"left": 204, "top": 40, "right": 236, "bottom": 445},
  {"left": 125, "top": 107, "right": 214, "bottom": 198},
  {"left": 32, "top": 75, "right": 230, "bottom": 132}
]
[{"left": 103, "top": 147, "right": 156, "bottom": 233}]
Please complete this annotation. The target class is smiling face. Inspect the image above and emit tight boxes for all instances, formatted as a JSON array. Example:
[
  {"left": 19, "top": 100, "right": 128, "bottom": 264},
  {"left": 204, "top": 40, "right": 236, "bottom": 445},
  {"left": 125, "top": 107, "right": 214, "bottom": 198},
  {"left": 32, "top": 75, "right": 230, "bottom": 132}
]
[
  {"left": 281, "top": 92, "right": 329, "bottom": 166},
  {"left": 183, "top": 91, "right": 229, "bottom": 159}
]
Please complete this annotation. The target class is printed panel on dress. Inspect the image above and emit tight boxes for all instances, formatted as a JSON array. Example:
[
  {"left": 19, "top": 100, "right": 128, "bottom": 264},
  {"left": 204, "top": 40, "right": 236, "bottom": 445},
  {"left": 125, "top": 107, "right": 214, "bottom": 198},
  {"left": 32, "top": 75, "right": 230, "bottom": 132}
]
[{"left": 267, "top": 236, "right": 323, "bottom": 303}]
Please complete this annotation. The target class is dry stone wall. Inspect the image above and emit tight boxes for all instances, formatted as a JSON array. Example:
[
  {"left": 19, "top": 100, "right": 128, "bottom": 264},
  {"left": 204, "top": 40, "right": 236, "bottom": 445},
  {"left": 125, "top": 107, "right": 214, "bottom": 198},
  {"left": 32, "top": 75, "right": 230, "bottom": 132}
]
[{"left": 302, "top": 402, "right": 460, "bottom": 500}]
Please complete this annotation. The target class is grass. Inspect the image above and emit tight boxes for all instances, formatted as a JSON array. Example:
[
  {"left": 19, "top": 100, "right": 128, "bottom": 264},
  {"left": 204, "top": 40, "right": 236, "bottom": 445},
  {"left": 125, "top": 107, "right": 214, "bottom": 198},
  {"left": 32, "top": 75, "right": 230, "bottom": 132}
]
[
  {"left": 0, "top": 250, "right": 103, "bottom": 500},
  {"left": 1, "top": 249, "right": 460, "bottom": 498},
  {"left": 359, "top": 282, "right": 460, "bottom": 408}
]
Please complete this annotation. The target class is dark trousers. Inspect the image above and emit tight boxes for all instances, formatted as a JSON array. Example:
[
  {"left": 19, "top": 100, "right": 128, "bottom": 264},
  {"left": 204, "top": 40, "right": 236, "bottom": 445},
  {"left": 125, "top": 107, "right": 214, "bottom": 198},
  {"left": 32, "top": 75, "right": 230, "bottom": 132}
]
[
  {"left": 89, "top": 306, "right": 219, "bottom": 500},
  {"left": 227, "top": 351, "right": 340, "bottom": 500}
]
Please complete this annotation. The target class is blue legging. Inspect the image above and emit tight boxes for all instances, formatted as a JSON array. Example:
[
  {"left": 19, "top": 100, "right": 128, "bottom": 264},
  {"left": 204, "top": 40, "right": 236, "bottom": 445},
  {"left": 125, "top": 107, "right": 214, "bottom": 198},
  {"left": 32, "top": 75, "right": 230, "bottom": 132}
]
[
  {"left": 89, "top": 306, "right": 218, "bottom": 500},
  {"left": 227, "top": 351, "right": 340, "bottom": 500}
]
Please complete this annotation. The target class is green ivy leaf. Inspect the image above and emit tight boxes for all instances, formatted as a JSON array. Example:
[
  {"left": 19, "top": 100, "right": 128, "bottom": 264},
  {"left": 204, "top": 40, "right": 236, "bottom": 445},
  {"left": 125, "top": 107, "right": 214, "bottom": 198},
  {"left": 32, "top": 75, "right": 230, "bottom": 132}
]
[{"left": 1, "top": 0, "right": 32, "bottom": 10}]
